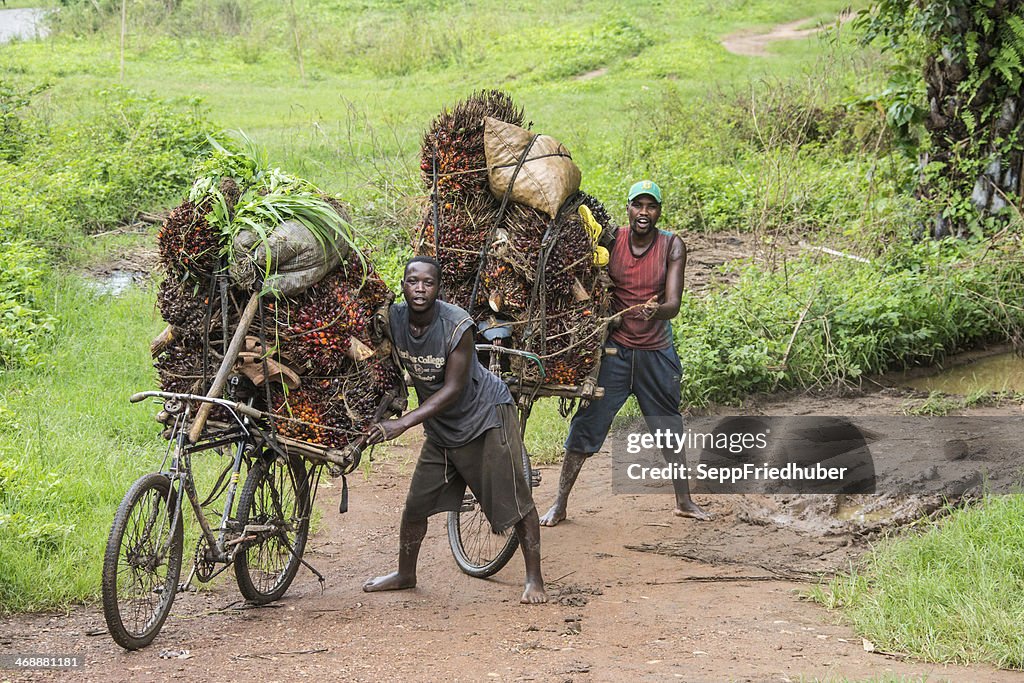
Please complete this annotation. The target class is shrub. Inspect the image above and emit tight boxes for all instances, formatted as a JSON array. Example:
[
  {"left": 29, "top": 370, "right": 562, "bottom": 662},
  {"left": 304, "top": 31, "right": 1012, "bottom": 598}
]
[
  {"left": 0, "top": 87, "right": 210, "bottom": 244},
  {"left": 0, "top": 241, "right": 55, "bottom": 372},
  {"left": 675, "top": 240, "right": 1024, "bottom": 407}
]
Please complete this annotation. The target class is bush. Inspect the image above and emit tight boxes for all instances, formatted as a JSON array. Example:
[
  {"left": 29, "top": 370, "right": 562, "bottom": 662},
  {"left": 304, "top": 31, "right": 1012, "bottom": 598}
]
[
  {"left": 0, "top": 86, "right": 210, "bottom": 244},
  {"left": 0, "top": 241, "right": 55, "bottom": 372},
  {"left": 675, "top": 240, "right": 1024, "bottom": 407}
]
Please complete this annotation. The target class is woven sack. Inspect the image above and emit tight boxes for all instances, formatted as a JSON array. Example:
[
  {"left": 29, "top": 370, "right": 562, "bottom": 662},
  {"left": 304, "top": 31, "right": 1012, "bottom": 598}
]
[
  {"left": 231, "top": 212, "right": 352, "bottom": 297},
  {"left": 484, "top": 117, "right": 581, "bottom": 219}
]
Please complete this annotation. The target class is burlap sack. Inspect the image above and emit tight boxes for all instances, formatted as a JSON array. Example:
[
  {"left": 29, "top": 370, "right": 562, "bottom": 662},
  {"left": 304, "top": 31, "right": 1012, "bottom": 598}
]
[
  {"left": 231, "top": 210, "right": 353, "bottom": 296},
  {"left": 484, "top": 117, "right": 581, "bottom": 219}
]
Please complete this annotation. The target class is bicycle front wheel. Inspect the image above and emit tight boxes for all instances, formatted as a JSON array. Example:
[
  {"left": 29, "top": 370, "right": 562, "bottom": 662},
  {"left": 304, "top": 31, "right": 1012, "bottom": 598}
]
[
  {"left": 102, "top": 473, "right": 184, "bottom": 650},
  {"left": 234, "top": 454, "right": 310, "bottom": 604}
]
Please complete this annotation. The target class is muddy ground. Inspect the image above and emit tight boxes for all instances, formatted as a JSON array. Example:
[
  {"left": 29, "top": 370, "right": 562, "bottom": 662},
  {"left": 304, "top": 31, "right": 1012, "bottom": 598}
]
[
  {"left": 2, "top": 384, "right": 1023, "bottom": 683},
  {"left": 17, "top": 226, "right": 1021, "bottom": 682}
]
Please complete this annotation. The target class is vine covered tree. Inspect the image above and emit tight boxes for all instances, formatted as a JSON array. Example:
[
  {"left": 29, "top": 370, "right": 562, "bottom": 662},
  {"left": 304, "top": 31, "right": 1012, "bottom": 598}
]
[{"left": 859, "top": 0, "right": 1024, "bottom": 237}]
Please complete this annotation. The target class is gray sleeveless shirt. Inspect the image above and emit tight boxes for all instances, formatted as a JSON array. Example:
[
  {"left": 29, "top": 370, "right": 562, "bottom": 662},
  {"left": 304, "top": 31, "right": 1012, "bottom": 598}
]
[{"left": 389, "top": 301, "right": 513, "bottom": 447}]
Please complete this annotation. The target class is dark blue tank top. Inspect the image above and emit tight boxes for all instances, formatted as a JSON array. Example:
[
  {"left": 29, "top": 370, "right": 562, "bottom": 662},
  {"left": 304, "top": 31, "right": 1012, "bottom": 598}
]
[{"left": 389, "top": 301, "right": 513, "bottom": 447}]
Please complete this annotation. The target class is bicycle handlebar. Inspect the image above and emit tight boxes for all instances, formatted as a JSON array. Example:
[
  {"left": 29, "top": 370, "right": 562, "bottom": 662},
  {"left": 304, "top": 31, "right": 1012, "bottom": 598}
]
[
  {"left": 130, "top": 390, "right": 264, "bottom": 420},
  {"left": 474, "top": 344, "right": 546, "bottom": 379}
]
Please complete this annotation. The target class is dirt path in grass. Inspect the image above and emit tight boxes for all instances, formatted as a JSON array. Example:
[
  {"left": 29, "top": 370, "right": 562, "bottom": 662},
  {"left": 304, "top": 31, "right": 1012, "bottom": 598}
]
[
  {"left": 3, "top": 386, "right": 1023, "bottom": 682},
  {"left": 721, "top": 14, "right": 852, "bottom": 58}
]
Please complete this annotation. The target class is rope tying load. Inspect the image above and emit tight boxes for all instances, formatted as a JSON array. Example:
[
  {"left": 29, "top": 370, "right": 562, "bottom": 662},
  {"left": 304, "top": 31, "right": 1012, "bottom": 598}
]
[{"left": 416, "top": 90, "right": 615, "bottom": 387}]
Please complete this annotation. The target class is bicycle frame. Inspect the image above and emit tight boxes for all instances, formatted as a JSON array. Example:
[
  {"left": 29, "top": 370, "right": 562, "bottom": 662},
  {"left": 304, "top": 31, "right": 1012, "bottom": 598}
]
[{"left": 135, "top": 390, "right": 303, "bottom": 582}]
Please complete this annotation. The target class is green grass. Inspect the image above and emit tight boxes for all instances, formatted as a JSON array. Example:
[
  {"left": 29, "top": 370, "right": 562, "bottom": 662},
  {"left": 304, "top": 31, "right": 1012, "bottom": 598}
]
[
  {"left": 0, "top": 275, "right": 167, "bottom": 610},
  {"left": 811, "top": 495, "right": 1024, "bottom": 670},
  {"left": 0, "top": 0, "right": 864, "bottom": 216}
]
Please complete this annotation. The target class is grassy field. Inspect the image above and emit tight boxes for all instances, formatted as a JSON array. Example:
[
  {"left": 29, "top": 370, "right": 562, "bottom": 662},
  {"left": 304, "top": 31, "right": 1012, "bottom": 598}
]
[
  {"left": 1, "top": 0, "right": 861, "bottom": 214},
  {"left": 2, "top": 2, "right": 1024, "bottom": 673},
  {"left": 811, "top": 495, "right": 1024, "bottom": 669}
]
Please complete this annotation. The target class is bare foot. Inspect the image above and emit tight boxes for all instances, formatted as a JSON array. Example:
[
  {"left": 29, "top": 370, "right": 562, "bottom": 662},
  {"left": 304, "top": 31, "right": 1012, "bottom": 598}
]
[
  {"left": 521, "top": 581, "right": 548, "bottom": 604},
  {"left": 363, "top": 571, "right": 416, "bottom": 592},
  {"left": 539, "top": 504, "right": 566, "bottom": 527},
  {"left": 674, "top": 502, "right": 712, "bottom": 521}
]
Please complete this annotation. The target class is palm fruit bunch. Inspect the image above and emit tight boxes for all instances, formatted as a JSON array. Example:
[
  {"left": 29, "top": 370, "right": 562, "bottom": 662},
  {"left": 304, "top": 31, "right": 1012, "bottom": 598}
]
[
  {"left": 420, "top": 89, "right": 524, "bottom": 203},
  {"left": 269, "top": 356, "right": 402, "bottom": 449},
  {"left": 152, "top": 137, "right": 403, "bottom": 450},
  {"left": 417, "top": 91, "right": 614, "bottom": 387},
  {"left": 156, "top": 200, "right": 222, "bottom": 281},
  {"left": 269, "top": 253, "right": 393, "bottom": 376},
  {"left": 260, "top": 253, "right": 404, "bottom": 449}
]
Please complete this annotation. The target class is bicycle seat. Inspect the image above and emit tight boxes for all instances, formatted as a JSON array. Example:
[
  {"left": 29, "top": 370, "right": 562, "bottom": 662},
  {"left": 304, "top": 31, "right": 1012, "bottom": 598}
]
[{"left": 477, "top": 317, "right": 512, "bottom": 342}]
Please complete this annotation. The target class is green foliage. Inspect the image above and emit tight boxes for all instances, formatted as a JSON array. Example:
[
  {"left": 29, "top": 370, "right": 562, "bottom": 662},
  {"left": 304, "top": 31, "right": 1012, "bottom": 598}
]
[
  {"left": 0, "top": 242, "right": 56, "bottom": 372},
  {"left": 530, "top": 18, "right": 652, "bottom": 81},
  {"left": 0, "top": 278, "right": 167, "bottom": 612},
  {"left": 189, "top": 133, "right": 361, "bottom": 287},
  {"left": 813, "top": 494, "right": 1024, "bottom": 668},
  {"left": 855, "top": 0, "right": 1024, "bottom": 234},
  {"left": 0, "top": 79, "right": 50, "bottom": 162},
  {"left": 634, "top": 80, "right": 916, "bottom": 235},
  {"left": 0, "top": 86, "right": 210, "bottom": 243},
  {"left": 674, "top": 240, "right": 1024, "bottom": 407}
]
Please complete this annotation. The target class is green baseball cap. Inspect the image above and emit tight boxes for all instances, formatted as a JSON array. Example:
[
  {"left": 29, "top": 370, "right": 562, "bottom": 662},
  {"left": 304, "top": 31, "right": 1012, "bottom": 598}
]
[{"left": 627, "top": 179, "right": 663, "bottom": 204}]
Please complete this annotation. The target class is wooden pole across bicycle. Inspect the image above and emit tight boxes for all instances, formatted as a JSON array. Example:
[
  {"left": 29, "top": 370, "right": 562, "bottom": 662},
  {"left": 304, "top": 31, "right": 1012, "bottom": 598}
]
[{"left": 188, "top": 292, "right": 262, "bottom": 443}]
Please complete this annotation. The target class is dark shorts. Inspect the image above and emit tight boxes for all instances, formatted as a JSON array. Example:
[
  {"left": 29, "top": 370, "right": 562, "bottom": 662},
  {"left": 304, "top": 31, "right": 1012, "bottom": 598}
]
[
  {"left": 565, "top": 340, "right": 685, "bottom": 455},
  {"left": 404, "top": 403, "right": 535, "bottom": 532}
]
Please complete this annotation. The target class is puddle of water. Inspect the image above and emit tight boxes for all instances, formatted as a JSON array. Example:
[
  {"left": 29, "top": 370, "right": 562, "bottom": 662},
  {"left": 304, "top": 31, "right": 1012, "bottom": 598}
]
[
  {"left": 833, "top": 501, "right": 890, "bottom": 525},
  {"left": 0, "top": 8, "right": 49, "bottom": 43},
  {"left": 84, "top": 270, "right": 145, "bottom": 296},
  {"left": 903, "top": 352, "right": 1024, "bottom": 394}
]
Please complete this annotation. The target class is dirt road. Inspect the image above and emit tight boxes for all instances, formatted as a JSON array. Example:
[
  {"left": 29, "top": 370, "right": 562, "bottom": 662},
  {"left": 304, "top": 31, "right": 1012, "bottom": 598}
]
[{"left": 3, "top": 388, "right": 1022, "bottom": 682}]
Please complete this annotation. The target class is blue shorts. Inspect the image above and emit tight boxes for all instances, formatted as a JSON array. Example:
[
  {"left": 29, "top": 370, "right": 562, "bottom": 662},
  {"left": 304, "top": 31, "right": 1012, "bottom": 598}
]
[{"left": 565, "top": 340, "right": 684, "bottom": 455}]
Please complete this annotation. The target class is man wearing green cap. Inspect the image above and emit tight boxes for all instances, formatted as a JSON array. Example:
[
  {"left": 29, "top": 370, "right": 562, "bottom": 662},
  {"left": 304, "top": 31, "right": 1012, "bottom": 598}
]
[{"left": 540, "top": 180, "right": 710, "bottom": 526}]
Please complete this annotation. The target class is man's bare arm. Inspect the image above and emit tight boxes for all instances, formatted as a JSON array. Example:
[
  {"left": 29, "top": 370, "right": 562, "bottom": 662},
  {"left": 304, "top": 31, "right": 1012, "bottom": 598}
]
[
  {"left": 367, "top": 328, "right": 474, "bottom": 443},
  {"left": 644, "top": 236, "right": 685, "bottom": 321}
]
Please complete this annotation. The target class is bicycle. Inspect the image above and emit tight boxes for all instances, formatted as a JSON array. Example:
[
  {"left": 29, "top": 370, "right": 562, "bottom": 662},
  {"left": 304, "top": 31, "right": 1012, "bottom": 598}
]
[
  {"left": 445, "top": 342, "right": 599, "bottom": 578},
  {"left": 100, "top": 382, "right": 337, "bottom": 650}
]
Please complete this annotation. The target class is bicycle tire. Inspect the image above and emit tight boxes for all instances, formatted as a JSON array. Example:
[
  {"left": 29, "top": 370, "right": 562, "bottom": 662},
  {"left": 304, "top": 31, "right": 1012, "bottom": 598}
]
[
  {"left": 233, "top": 454, "right": 310, "bottom": 604},
  {"left": 447, "top": 443, "right": 531, "bottom": 578},
  {"left": 447, "top": 504, "right": 520, "bottom": 578},
  {"left": 101, "top": 473, "right": 183, "bottom": 650}
]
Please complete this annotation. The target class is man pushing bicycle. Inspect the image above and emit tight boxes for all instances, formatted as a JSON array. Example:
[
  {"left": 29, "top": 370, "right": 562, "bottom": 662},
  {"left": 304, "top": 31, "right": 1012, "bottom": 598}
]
[{"left": 363, "top": 256, "right": 547, "bottom": 604}]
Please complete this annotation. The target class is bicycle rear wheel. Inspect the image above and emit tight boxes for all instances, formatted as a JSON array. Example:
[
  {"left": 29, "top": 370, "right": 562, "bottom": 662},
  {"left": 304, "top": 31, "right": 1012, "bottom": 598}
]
[
  {"left": 447, "top": 442, "right": 532, "bottom": 578},
  {"left": 234, "top": 454, "right": 310, "bottom": 604},
  {"left": 447, "top": 499, "right": 520, "bottom": 578},
  {"left": 102, "top": 473, "right": 183, "bottom": 650}
]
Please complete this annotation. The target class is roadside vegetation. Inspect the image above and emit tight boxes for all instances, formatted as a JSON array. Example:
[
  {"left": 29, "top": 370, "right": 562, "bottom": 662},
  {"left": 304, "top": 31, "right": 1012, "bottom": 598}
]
[
  {"left": 812, "top": 495, "right": 1024, "bottom": 669},
  {"left": 0, "top": 1, "right": 1022, "bottom": 671}
]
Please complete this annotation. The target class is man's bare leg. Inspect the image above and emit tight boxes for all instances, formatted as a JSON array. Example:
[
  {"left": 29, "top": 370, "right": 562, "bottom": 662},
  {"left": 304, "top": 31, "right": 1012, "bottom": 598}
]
[
  {"left": 539, "top": 450, "right": 589, "bottom": 526},
  {"left": 363, "top": 513, "right": 427, "bottom": 591},
  {"left": 514, "top": 508, "right": 547, "bottom": 603}
]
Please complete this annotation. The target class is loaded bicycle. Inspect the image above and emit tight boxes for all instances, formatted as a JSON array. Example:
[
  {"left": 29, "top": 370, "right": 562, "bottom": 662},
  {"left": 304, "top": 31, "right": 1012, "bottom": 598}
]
[
  {"left": 101, "top": 381, "right": 341, "bottom": 650},
  {"left": 105, "top": 277, "right": 605, "bottom": 649}
]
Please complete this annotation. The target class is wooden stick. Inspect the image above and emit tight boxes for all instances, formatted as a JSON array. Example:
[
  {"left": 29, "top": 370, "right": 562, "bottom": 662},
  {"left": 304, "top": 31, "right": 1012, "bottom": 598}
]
[
  {"left": 505, "top": 382, "right": 605, "bottom": 399},
  {"left": 150, "top": 324, "right": 174, "bottom": 358},
  {"left": 798, "top": 240, "right": 870, "bottom": 263},
  {"left": 188, "top": 293, "right": 261, "bottom": 443},
  {"left": 774, "top": 294, "right": 816, "bottom": 390}
]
